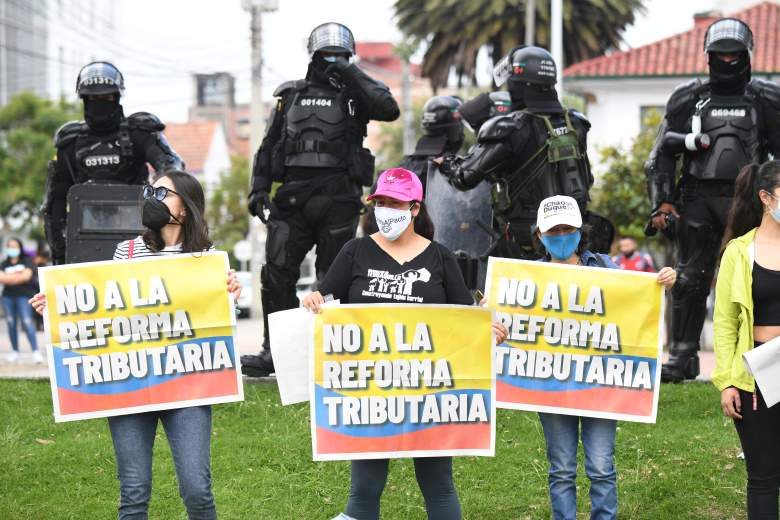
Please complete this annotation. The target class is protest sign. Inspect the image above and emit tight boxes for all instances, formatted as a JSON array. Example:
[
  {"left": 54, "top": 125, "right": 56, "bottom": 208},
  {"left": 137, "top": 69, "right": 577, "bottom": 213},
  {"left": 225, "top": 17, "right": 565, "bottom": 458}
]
[
  {"left": 485, "top": 258, "right": 663, "bottom": 423},
  {"left": 310, "top": 304, "right": 495, "bottom": 461},
  {"left": 40, "top": 252, "right": 242, "bottom": 422}
]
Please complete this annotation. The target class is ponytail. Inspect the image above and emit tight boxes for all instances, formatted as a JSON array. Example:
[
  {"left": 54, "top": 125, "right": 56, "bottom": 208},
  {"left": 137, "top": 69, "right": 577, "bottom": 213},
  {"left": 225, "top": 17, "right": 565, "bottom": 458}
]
[{"left": 722, "top": 161, "right": 780, "bottom": 255}]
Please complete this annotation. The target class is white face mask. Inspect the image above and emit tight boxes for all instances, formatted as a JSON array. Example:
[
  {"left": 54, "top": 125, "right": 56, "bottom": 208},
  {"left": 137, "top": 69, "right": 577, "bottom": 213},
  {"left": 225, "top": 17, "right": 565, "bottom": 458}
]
[{"left": 374, "top": 206, "right": 412, "bottom": 241}]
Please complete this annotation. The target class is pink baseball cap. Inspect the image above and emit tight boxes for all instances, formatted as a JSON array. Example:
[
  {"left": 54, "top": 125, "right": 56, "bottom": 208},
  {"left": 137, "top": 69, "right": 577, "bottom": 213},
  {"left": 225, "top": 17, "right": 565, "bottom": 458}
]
[{"left": 366, "top": 167, "right": 423, "bottom": 202}]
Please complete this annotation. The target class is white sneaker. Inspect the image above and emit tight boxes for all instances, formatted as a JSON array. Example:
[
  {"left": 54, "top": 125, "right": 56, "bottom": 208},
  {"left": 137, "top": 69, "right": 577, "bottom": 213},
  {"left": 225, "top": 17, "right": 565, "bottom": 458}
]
[
  {"left": 331, "top": 515, "right": 358, "bottom": 520},
  {"left": 5, "top": 351, "right": 20, "bottom": 363},
  {"left": 32, "top": 351, "right": 44, "bottom": 364}
]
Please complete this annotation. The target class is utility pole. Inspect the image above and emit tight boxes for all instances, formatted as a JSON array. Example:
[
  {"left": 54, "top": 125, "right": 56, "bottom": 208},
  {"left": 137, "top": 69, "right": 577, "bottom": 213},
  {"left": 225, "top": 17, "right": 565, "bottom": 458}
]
[
  {"left": 242, "top": 0, "right": 278, "bottom": 323},
  {"left": 525, "top": 0, "right": 536, "bottom": 46},
  {"left": 397, "top": 41, "right": 416, "bottom": 156},
  {"left": 551, "top": 0, "right": 564, "bottom": 97}
]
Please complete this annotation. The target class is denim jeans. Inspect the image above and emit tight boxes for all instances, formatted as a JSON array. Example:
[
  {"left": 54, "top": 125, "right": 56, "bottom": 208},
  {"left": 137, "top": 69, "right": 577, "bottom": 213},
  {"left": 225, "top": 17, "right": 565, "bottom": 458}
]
[
  {"left": 108, "top": 406, "right": 216, "bottom": 520},
  {"left": 346, "top": 457, "right": 460, "bottom": 520},
  {"left": 2, "top": 295, "right": 38, "bottom": 352},
  {"left": 538, "top": 413, "right": 618, "bottom": 520}
]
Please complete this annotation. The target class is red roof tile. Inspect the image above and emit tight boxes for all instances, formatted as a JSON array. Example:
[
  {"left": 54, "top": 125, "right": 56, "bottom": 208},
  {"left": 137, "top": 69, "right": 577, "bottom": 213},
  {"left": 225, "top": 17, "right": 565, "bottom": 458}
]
[
  {"left": 163, "top": 121, "right": 218, "bottom": 173},
  {"left": 565, "top": 2, "right": 780, "bottom": 78},
  {"left": 356, "top": 41, "right": 421, "bottom": 77}
]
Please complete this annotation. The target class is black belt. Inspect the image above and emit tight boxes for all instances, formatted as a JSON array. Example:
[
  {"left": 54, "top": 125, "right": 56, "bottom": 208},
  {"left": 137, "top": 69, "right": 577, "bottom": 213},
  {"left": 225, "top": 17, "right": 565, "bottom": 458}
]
[{"left": 285, "top": 140, "right": 346, "bottom": 155}]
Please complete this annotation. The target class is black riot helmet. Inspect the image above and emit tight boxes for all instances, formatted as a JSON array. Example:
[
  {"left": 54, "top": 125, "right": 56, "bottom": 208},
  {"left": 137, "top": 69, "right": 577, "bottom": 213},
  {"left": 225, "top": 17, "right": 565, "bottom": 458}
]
[
  {"left": 704, "top": 18, "right": 753, "bottom": 54},
  {"left": 704, "top": 18, "right": 753, "bottom": 94},
  {"left": 420, "top": 96, "right": 463, "bottom": 135},
  {"left": 76, "top": 61, "right": 125, "bottom": 98},
  {"left": 307, "top": 22, "right": 355, "bottom": 58},
  {"left": 421, "top": 96, "right": 464, "bottom": 144},
  {"left": 493, "top": 46, "right": 557, "bottom": 87},
  {"left": 459, "top": 91, "right": 512, "bottom": 133},
  {"left": 494, "top": 46, "right": 561, "bottom": 114}
]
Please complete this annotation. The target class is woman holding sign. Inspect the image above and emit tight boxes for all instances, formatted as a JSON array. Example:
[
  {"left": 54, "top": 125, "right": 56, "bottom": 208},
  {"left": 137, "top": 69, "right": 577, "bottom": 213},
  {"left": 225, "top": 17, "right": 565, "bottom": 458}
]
[
  {"left": 715, "top": 161, "right": 780, "bottom": 519},
  {"left": 31, "top": 170, "right": 241, "bottom": 520},
  {"left": 303, "top": 167, "right": 507, "bottom": 520},
  {"left": 532, "top": 195, "right": 676, "bottom": 520}
]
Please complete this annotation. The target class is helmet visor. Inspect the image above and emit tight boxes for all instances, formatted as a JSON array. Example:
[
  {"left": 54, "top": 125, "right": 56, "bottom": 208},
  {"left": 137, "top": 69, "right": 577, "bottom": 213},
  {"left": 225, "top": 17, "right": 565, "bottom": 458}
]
[
  {"left": 308, "top": 23, "right": 355, "bottom": 56},
  {"left": 493, "top": 54, "right": 513, "bottom": 87}
]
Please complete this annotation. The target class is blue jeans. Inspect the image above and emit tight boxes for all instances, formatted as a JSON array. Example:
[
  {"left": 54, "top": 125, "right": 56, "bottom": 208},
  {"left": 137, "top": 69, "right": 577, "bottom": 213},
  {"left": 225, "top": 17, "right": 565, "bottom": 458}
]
[
  {"left": 538, "top": 413, "right": 617, "bottom": 520},
  {"left": 346, "top": 457, "right": 460, "bottom": 520},
  {"left": 108, "top": 406, "right": 216, "bottom": 520},
  {"left": 2, "top": 295, "right": 38, "bottom": 352}
]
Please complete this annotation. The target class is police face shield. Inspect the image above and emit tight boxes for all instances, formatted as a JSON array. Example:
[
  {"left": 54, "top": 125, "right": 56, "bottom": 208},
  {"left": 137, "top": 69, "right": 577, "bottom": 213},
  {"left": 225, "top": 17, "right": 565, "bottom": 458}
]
[
  {"left": 704, "top": 18, "right": 754, "bottom": 54},
  {"left": 76, "top": 61, "right": 125, "bottom": 98},
  {"left": 307, "top": 22, "right": 356, "bottom": 57},
  {"left": 492, "top": 53, "right": 513, "bottom": 87}
]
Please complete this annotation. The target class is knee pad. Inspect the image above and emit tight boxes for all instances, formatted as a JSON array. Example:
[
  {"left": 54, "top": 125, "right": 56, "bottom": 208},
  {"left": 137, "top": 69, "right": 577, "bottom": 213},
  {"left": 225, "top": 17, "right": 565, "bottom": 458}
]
[{"left": 264, "top": 219, "right": 290, "bottom": 268}]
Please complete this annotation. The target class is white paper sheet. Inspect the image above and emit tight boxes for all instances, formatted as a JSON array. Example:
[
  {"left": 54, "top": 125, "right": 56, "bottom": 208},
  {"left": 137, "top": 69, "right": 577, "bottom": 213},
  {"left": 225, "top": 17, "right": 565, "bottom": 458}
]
[
  {"left": 268, "top": 301, "right": 338, "bottom": 405},
  {"left": 743, "top": 335, "right": 780, "bottom": 408}
]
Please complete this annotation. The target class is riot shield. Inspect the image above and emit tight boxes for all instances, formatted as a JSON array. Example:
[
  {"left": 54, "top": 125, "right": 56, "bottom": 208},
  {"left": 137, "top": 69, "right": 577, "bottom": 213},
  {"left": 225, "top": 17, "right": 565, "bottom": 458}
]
[
  {"left": 425, "top": 161, "right": 493, "bottom": 290},
  {"left": 66, "top": 183, "right": 144, "bottom": 264}
]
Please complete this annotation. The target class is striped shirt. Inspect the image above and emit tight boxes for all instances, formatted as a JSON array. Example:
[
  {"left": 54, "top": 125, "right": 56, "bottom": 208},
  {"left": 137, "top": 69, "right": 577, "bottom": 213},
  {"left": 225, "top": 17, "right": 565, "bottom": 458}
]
[{"left": 113, "top": 236, "right": 184, "bottom": 260}]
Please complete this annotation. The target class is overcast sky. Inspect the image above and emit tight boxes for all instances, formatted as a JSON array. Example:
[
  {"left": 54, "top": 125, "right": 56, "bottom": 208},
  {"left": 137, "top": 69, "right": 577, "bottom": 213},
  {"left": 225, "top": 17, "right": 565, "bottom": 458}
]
[{"left": 114, "top": 0, "right": 756, "bottom": 122}]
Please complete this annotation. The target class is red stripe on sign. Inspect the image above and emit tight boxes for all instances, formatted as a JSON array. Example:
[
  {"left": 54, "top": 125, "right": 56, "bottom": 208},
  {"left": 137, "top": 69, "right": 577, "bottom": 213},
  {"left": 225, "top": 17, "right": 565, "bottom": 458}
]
[
  {"left": 497, "top": 381, "right": 654, "bottom": 417},
  {"left": 57, "top": 369, "right": 239, "bottom": 415},
  {"left": 316, "top": 422, "right": 491, "bottom": 454}
]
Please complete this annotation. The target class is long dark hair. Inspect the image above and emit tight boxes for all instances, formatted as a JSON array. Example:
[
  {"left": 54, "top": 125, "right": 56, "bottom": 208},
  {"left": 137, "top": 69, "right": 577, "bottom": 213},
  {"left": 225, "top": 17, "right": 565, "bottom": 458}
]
[
  {"left": 362, "top": 201, "right": 436, "bottom": 241},
  {"left": 722, "top": 161, "right": 780, "bottom": 254},
  {"left": 6, "top": 237, "right": 28, "bottom": 261},
  {"left": 142, "top": 170, "right": 213, "bottom": 253}
]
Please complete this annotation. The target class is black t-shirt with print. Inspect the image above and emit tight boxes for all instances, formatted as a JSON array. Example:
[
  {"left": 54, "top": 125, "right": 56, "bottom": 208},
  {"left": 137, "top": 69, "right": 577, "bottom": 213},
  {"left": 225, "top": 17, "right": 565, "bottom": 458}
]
[
  {"left": 2, "top": 257, "right": 38, "bottom": 298},
  {"left": 319, "top": 236, "right": 474, "bottom": 305}
]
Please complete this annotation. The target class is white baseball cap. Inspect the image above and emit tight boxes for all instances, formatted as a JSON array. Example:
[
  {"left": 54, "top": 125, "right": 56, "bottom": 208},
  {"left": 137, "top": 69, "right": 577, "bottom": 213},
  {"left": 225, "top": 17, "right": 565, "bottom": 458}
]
[{"left": 537, "top": 195, "right": 583, "bottom": 233}]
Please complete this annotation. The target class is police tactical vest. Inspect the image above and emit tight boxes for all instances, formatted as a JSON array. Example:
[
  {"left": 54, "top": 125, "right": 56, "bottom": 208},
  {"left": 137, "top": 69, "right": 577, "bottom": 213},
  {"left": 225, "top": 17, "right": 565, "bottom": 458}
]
[
  {"left": 500, "top": 111, "right": 590, "bottom": 215},
  {"left": 687, "top": 92, "right": 760, "bottom": 181},
  {"left": 283, "top": 82, "right": 360, "bottom": 169},
  {"left": 70, "top": 123, "right": 142, "bottom": 183}
]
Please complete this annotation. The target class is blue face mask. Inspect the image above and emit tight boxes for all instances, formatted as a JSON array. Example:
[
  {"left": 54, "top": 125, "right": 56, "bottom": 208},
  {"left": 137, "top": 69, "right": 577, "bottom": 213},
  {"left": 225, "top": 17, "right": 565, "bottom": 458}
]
[
  {"left": 323, "top": 56, "right": 338, "bottom": 63},
  {"left": 541, "top": 230, "right": 581, "bottom": 260},
  {"left": 768, "top": 193, "right": 780, "bottom": 225},
  {"left": 5, "top": 247, "right": 20, "bottom": 258}
]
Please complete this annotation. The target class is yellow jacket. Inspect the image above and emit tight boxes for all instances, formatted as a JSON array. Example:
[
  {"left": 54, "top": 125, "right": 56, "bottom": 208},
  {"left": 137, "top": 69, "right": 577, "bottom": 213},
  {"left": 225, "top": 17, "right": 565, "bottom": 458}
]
[{"left": 713, "top": 228, "right": 757, "bottom": 392}]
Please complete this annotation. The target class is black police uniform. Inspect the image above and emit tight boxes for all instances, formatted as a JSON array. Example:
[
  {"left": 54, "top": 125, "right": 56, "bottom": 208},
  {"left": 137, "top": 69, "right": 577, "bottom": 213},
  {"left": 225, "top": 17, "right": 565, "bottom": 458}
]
[
  {"left": 646, "top": 19, "right": 780, "bottom": 381},
  {"left": 43, "top": 62, "right": 183, "bottom": 264},
  {"left": 399, "top": 95, "right": 464, "bottom": 188},
  {"left": 246, "top": 30, "right": 399, "bottom": 375},
  {"left": 441, "top": 47, "right": 604, "bottom": 260}
]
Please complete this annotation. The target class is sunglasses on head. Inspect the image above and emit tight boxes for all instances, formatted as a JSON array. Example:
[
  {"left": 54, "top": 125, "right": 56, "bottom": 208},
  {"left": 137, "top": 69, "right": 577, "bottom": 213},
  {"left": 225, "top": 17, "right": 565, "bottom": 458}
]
[{"left": 142, "top": 185, "right": 180, "bottom": 202}]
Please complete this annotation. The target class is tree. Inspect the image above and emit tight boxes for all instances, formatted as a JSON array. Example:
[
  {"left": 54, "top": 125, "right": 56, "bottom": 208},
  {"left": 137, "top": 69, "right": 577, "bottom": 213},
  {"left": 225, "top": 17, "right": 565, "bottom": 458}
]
[
  {"left": 395, "top": 0, "right": 645, "bottom": 89},
  {"left": 0, "top": 92, "right": 80, "bottom": 238},
  {"left": 590, "top": 109, "right": 667, "bottom": 243},
  {"left": 207, "top": 155, "right": 250, "bottom": 269}
]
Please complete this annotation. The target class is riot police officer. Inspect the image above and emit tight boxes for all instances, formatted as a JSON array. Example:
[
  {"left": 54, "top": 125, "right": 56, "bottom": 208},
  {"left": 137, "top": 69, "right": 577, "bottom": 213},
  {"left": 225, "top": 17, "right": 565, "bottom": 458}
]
[
  {"left": 44, "top": 61, "right": 183, "bottom": 264},
  {"left": 646, "top": 18, "right": 780, "bottom": 382},
  {"left": 399, "top": 95, "right": 464, "bottom": 187},
  {"left": 243, "top": 22, "right": 400, "bottom": 377},
  {"left": 439, "top": 46, "right": 611, "bottom": 260},
  {"left": 458, "top": 90, "right": 512, "bottom": 134}
]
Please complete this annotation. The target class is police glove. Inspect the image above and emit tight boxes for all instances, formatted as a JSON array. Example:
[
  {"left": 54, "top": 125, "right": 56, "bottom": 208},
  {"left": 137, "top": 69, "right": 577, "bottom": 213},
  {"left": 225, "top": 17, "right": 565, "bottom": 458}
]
[
  {"left": 325, "top": 56, "right": 352, "bottom": 86},
  {"left": 248, "top": 191, "right": 272, "bottom": 223}
]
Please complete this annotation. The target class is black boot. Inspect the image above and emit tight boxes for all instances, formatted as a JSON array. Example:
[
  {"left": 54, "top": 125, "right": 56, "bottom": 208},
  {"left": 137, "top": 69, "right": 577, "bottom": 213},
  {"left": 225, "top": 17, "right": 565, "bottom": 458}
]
[
  {"left": 661, "top": 342, "right": 700, "bottom": 383},
  {"left": 241, "top": 343, "right": 275, "bottom": 377}
]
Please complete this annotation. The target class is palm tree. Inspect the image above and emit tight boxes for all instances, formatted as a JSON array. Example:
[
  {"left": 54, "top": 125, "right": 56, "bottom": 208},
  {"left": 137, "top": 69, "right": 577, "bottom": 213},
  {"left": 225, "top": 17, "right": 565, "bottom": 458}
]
[{"left": 395, "top": 0, "right": 645, "bottom": 88}]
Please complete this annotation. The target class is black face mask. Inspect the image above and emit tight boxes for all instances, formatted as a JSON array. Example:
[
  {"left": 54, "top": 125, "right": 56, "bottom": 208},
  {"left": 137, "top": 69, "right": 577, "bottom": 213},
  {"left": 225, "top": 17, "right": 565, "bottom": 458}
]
[
  {"left": 708, "top": 52, "right": 750, "bottom": 95},
  {"left": 142, "top": 198, "right": 179, "bottom": 231},
  {"left": 507, "top": 78, "right": 527, "bottom": 110},
  {"left": 84, "top": 99, "right": 123, "bottom": 132}
]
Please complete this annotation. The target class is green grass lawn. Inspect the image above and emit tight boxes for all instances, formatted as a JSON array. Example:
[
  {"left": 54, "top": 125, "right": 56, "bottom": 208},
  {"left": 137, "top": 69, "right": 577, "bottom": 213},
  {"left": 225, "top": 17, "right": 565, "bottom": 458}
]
[{"left": 0, "top": 380, "right": 746, "bottom": 520}]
